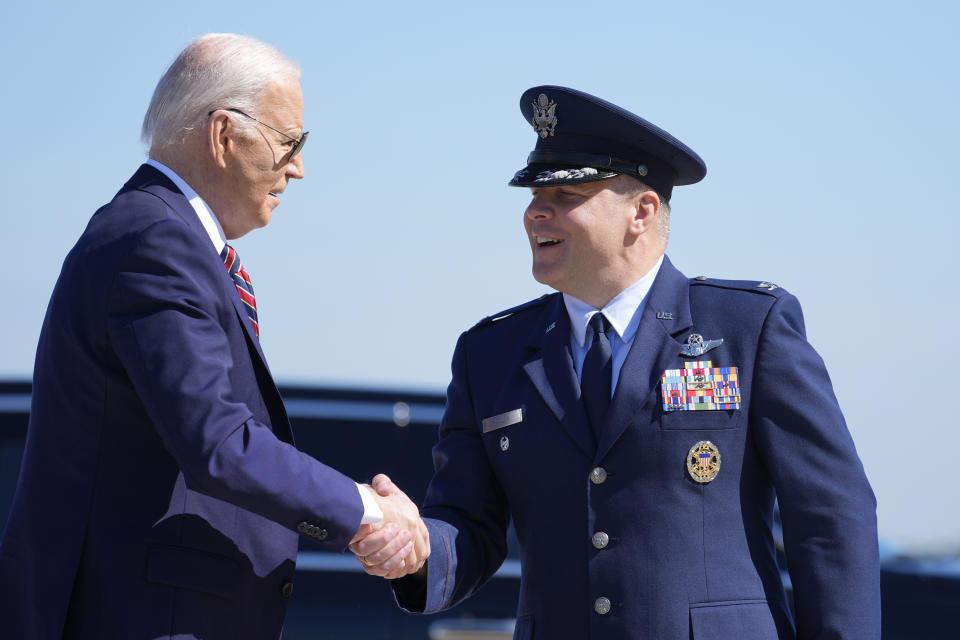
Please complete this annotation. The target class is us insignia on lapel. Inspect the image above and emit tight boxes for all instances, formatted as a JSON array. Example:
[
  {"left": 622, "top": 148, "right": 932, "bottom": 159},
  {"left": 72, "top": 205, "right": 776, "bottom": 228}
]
[{"left": 661, "top": 361, "right": 740, "bottom": 411}]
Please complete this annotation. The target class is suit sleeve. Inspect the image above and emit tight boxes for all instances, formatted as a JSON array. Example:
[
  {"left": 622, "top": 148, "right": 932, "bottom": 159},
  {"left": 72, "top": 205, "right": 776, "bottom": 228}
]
[
  {"left": 392, "top": 332, "right": 510, "bottom": 613},
  {"left": 750, "top": 293, "right": 881, "bottom": 639},
  {"left": 106, "top": 218, "right": 363, "bottom": 551}
]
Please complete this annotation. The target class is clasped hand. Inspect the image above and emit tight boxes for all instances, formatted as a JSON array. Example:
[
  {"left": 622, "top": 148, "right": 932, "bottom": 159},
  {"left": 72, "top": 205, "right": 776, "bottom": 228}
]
[{"left": 349, "top": 474, "right": 429, "bottom": 579}]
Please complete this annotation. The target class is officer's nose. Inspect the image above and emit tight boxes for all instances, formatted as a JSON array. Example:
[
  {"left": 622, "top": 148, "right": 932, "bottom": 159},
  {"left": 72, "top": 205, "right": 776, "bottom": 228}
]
[{"left": 525, "top": 193, "right": 553, "bottom": 220}]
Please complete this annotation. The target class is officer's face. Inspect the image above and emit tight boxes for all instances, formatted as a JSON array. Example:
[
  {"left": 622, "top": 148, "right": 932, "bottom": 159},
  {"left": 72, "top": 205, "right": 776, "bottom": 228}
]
[{"left": 524, "top": 177, "right": 640, "bottom": 305}]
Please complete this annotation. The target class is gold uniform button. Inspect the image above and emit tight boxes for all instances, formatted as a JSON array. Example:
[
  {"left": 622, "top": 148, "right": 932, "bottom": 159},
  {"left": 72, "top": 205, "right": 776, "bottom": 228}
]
[
  {"left": 591, "top": 532, "right": 609, "bottom": 549},
  {"left": 594, "top": 597, "right": 611, "bottom": 615},
  {"left": 590, "top": 467, "right": 608, "bottom": 485}
]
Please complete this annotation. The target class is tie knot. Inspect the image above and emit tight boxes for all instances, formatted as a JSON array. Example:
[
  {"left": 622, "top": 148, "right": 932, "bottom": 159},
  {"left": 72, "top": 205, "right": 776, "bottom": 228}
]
[
  {"left": 221, "top": 244, "right": 237, "bottom": 271},
  {"left": 589, "top": 312, "right": 610, "bottom": 337}
]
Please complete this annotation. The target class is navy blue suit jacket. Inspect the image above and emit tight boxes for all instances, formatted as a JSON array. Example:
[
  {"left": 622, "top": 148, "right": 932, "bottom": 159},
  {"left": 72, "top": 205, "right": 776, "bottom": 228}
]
[
  {"left": 397, "top": 256, "right": 880, "bottom": 639},
  {"left": 0, "top": 165, "right": 363, "bottom": 639}
]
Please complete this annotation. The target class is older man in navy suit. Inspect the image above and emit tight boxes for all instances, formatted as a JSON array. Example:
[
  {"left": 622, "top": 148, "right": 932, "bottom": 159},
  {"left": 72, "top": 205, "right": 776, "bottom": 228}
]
[
  {"left": 354, "top": 86, "right": 881, "bottom": 639},
  {"left": 0, "top": 34, "right": 426, "bottom": 639}
]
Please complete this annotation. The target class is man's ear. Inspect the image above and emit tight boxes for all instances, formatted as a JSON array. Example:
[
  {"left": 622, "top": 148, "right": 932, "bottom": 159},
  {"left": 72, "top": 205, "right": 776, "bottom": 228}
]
[
  {"left": 629, "top": 189, "right": 661, "bottom": 236},
  {"left": 206, "top": 110, "right": 232, "bottom": 169}
]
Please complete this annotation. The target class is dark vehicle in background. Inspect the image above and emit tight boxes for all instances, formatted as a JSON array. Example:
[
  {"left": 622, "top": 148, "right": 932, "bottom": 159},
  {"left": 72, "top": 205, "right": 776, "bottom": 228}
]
[{"left": 1, "top": 381, "right": 957, "bottom": 639}]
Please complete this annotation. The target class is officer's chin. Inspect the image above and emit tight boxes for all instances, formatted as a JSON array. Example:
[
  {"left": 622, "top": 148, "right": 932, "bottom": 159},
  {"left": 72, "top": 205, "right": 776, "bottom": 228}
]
[{"left": 530, "top": 265, "right": 561, "bottom": 290}]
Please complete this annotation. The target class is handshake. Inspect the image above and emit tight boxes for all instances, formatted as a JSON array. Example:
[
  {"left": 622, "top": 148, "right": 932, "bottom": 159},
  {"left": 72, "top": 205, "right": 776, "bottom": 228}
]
[{"left": 349, "top": 474, "right": 430, "bottom": 579}]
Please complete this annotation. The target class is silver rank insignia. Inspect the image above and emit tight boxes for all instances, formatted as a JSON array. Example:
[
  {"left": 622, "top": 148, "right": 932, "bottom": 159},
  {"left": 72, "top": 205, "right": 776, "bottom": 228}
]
[
  {"left": 687, "top": 441, "right": 721, "bottom": 483},
  {"left": 680, "top": 333, "right": 723, "bottom": 357},
  {"left": 531, "top": 93, "right": 558, "bottom": 138}
]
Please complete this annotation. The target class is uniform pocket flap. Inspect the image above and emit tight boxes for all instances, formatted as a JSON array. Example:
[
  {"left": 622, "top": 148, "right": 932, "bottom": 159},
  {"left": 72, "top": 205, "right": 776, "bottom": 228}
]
[
  {"left": 146, "top": 544, "right": 240, "bottom": 600},
  {"left": 661, "top": 409, "right": 742, "bottom": 430},
  {"left": 690, "top": 600, "right": 778, "bottom": 640},
  {"left": 482, "top": 408, "right": 524, "bottom": 433}
]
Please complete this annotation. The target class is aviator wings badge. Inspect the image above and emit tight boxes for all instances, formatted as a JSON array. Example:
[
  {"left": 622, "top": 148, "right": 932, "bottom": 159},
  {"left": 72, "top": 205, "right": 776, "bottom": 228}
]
[
  {"left": 531, "top": 93, "right": 557, "bottom": 138},
  {"left": 680, "top": 333, "right": 723, "bottom": 357}
]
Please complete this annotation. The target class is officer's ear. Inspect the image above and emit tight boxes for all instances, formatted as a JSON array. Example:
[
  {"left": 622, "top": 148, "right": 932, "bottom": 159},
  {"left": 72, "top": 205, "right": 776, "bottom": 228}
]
[{"left": 628, "top": 188, "right": 661, "bottom": 237}]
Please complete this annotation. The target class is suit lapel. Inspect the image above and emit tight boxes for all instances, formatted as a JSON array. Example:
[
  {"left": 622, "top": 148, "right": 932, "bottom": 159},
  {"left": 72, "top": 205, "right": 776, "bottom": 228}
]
[
  {"left": 522, "top": 295, "right": 595, "bottom": 458},
  {"left": 130, "top": 164, "right": 292, "bottom": 442},
  {"left": 225, "top": 279, "right": 270, "bottom": 364},
  {"left": 132, "top": 164, "right": 272, "bottom": 366},
  {"left": 597, "top": 256, "right": 693, "bottom": 460}
]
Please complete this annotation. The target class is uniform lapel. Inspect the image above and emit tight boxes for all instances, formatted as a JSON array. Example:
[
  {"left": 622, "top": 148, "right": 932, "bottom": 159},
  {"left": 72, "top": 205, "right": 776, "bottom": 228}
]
[
  {"left": 597, "top": 256, "right": 693, "bottom": 460},
  {"left": 522, "top": 295, "right": 595, "bottom": 458}
]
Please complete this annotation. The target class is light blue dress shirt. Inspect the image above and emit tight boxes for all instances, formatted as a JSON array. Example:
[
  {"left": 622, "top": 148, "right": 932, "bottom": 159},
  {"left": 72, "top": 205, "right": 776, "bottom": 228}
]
[{"left": 563, "top": 255, "right": 664, "bottom": 397}]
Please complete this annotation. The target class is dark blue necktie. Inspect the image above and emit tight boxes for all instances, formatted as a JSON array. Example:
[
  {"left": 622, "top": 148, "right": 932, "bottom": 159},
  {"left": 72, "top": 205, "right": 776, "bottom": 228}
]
[{"left": 581, "top": 313, "right": 612, "bottom": 442}]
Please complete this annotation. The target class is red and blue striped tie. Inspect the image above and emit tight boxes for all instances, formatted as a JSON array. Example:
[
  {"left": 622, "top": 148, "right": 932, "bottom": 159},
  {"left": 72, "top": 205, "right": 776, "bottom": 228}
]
[{"left": 221, "top": 245, "right": 259, "bottom": 338}]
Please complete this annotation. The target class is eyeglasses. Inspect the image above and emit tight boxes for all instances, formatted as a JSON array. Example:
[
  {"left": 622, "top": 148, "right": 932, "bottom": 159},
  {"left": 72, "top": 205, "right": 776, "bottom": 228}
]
[{"left": 209, "top": 108, "right": 309, "bottom": 160}]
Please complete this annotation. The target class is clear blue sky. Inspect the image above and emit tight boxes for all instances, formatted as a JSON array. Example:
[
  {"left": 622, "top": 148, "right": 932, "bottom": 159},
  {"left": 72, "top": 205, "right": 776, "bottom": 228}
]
[{"left": 2, "top": 1, "right": 957, "bottom": 551}]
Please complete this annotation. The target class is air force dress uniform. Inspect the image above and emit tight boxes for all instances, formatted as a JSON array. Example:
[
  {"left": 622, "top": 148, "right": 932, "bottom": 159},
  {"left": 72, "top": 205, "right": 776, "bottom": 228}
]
[{"left": 393, "top": 87, "right": 880, "bottom": 639}]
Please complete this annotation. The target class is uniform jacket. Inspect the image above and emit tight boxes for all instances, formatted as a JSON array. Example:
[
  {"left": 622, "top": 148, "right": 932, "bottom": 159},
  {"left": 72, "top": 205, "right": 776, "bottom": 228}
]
[
  {"left": 0, "top": 165, "right": 363, "bottom": 639},
  {"left": 397, "top": 256, "right": 880, "bottom": 640}
]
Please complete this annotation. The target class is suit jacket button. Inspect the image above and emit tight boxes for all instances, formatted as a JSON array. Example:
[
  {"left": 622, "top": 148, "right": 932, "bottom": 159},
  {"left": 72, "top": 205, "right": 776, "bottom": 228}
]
[
  {"left": 316, "top": 528, "right": 328, "bottom": 541},
  {"left": 296, "top": 522, "right": 309, "bottom": 534},
  {"left": 594, "top": 597, "right": 611, "bottom": 615},
  {"left": 280, "top": 581, "right": 294, "bottom": 598},
  {"left": 592, "top": 532, "right": 609, "bottom": 549},
  {"left": 590, "top": 467, "right": 608, "bottom": 484}
]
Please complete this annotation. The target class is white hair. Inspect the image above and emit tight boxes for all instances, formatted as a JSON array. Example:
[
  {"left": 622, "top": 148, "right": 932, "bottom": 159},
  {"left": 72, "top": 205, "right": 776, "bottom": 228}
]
[{"left": 141, "top": 33, "right": 300, "bottom": 151}]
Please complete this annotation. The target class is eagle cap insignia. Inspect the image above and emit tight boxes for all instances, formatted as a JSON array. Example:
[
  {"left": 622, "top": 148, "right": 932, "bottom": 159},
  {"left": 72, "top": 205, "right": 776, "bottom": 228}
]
[
  {"left": 680, "top": 333, "right": 723, "bottom": 357},
  {"left": 687, "top": 440, "right": 721, "bottom": 483},
  {"left": 531, "top": 93, "right": 558, "bottom": 138}
]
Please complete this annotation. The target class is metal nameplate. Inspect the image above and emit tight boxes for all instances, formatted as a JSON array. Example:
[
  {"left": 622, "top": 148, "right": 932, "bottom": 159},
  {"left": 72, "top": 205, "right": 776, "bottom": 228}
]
[{"left": 482, "top": 408, "right": 524, "bottom": 433}]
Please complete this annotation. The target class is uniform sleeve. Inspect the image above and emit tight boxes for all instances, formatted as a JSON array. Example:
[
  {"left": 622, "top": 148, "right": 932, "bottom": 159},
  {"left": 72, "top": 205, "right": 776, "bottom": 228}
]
[
  {"left": 750, "top": 293, "right": 881, "bottom": 639},
  {"left": 392, "top": 332, "right": 510, "bottom": 613},
  {"left": 106, "top": 219, "right": 363, "bottom": 551}
]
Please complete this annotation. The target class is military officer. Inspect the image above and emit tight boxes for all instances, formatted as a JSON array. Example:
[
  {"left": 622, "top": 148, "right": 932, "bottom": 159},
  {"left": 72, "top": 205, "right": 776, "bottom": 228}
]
[{"left": 354, "top": 85, "right": 881, "bottom": 639}]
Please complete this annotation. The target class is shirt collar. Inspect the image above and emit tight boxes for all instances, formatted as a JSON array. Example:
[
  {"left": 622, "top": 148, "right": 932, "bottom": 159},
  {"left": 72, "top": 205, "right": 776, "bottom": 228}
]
[
  {"left": 563, "top": 254, "right": 665, "bottom": 347},
  {"left": 145, "top": 158, "right": 227, "bottom": 254}
]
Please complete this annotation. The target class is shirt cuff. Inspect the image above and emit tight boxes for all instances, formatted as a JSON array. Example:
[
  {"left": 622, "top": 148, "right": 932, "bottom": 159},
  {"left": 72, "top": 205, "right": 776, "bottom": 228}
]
[{"left": 356, "top": 482, "right": 384, "bottom": 525}]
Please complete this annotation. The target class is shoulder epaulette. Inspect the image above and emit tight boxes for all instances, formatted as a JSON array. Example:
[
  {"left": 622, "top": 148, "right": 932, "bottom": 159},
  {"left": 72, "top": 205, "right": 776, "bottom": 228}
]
[
  {"left": 689, "top": 275, "right": 789, "bottom": 297},
  {"left": 469, "top": 294, "right": 553, "bottom": 332}
]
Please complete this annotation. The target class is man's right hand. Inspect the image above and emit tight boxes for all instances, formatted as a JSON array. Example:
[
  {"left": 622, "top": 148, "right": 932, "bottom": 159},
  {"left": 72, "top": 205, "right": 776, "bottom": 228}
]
[{"left": 349, "top": 474, "right": 429, "bottom": 580}]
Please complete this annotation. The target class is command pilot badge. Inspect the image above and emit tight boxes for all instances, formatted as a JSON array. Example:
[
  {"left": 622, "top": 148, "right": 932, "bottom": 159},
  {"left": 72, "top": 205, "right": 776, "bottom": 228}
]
[
  {"left": 687, "top": 441, "right": 721, "bottom": 483},
  {"left": 680, "top": 333, "right": 723, "bottom": 357},
  {"left": 531, "top": 93, "right": 558, "bottom": 138}
]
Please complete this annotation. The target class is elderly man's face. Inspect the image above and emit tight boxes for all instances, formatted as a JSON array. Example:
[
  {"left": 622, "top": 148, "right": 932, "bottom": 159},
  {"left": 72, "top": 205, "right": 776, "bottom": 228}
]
[
  {"left": 524, "top": 177, "right": 642, "bottom": 305},
  {"left": 220, "top": 77, "right": 305, "bottom": 238}
]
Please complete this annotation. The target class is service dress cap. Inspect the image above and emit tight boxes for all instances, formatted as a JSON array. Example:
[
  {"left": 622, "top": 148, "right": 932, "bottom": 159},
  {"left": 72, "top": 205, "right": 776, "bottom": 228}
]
[{"left": 509, "top": 85, "right": 706, "bottom": 200}]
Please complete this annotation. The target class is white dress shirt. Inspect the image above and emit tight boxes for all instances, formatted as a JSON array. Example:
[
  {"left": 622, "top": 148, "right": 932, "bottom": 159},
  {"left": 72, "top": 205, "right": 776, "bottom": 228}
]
[
  {"left": 563, "top": 255, "right": 664, "bottom": 397},
  {"left": 144, "top": 159, "right": 382, "bottom": 525}
]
